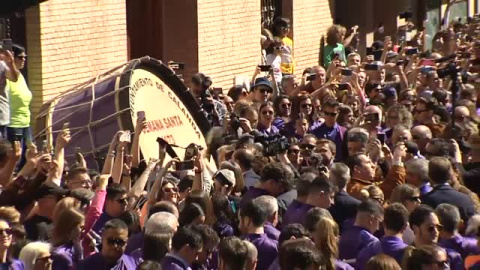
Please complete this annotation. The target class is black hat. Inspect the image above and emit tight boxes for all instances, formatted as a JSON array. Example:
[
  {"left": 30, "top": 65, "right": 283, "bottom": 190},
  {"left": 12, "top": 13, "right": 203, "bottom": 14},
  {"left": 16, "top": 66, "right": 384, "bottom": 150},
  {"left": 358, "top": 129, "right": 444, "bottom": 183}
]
[{"left": 35, "top": 182, "right": 70, "bottom": 200}]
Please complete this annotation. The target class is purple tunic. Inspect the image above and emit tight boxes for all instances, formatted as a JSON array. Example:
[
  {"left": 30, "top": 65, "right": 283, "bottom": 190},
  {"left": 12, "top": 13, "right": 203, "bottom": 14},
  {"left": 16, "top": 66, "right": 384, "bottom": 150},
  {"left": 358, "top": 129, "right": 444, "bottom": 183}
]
[
  {"left": 0, "top": 259, "right": 24, "bottom": 270},
  {"left": 311, "top": 123, "right": 346, "bottom": 161},
  {"left": 239, "top": 187, "right": 270, "bottom": 209},
  {"left": 445, "top": 247, "right": 464, "bottom": 270},
  {"left": 356, "top": 236, "right": 407, "bottom": 270},
  {"left": 243, "top": 233, "right": 278, "bottom": 270},
  {"left": 76, "top": 253, "right": 140, "bottom": 270},
  {"left": 272, "top": 117, "right": 286, "bottom": 131},
  {"left": 339, "top": 226, "right": 379, "bottom": 262},
  {"left": 124, "top": 232, "right": 144, "bottom": 255},
  {"left": 282, "top": 200, "right": 314, "bottom": 228},
  {"left": 335, "top": 260, "right": 354, "bottom": 270},
  {"left": 419, "top": 182, "right": 433, "bottom": 195},
  {"left": 257, "top": 124, "right": 280, "bottom": 137},
  {"left": 161, "top": 253, "right": 191, "bottom": 270},
  {"left": 439, "top": 234, "right": 480, "bottom": 259},
  {"left": 264, "top": 222, "right": 280, "bottom": 241},
  {"left": 52, "top": 244, "right": 83, "bottom": 270}
]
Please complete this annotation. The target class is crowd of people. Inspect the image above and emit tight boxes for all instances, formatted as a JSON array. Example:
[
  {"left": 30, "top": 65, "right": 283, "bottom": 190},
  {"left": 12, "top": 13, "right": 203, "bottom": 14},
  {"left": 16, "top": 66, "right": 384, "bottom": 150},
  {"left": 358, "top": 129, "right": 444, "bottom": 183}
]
[{"left": 0, "top": 8, "right": 480, "bottom": 270}]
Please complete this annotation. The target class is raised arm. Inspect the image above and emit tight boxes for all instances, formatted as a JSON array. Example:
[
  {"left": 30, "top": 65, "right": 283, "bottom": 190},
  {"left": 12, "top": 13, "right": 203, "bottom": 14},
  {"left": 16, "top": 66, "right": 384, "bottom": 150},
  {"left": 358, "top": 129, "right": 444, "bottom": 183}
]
[
  {"left": 102, "top": 131, "right": 121, "bottom": 174},
  {"left": 3, "top": 50, "right": 19, "bottom": 82},
  {"left": 0, "top": 141, "right": 21, "bottom": 187},
  {"left": 147, "top": 158, "right": 179, "bottom": 205},
  {"left": 131, "top": 117, "right": 147, "bottom": 168},
  {"left": 51, "top": 128, "right": 71, "bottom": 186},
  {"left": 129, "top": 159, "right": 158, "bottom": 199}
]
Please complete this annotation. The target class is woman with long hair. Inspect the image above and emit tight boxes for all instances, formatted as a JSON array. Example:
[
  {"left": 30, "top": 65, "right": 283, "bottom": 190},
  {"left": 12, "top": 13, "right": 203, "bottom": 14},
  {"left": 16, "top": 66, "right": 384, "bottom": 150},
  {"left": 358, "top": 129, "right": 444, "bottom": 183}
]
[
  {"left": 0, "top": 219, "right": 23, "bottom": 269},
  {"left": 313, "top": 217, "right": 353, "bottom": 270},
  {"left": 211, "top": 194, "right": 237, "bottom": 238},
  {"left": 366, "top": 254, "right": 401, "bottom": 270},
  {"left": 282, "top": 95, "right": 321, "bottom": 138},
  {"left": 257, "top": 102, "right": 279, "bottom": 137},
  {"left": 155, "top": 179, "right": 179, "bottom": 205},
  {"left": 51, "top": 208, "right": 85, "bottom": 269},
  {"left": 390, "top": 184, "right": 421, "bottom": 244},
  {"left": 272, "top": 95, "right": 291, "bottom": 131}
]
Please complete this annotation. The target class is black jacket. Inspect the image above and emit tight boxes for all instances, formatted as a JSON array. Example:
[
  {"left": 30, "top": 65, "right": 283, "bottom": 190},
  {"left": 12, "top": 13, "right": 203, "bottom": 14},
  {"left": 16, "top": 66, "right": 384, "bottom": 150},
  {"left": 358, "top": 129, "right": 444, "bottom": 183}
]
[
  {"left": 329, "top": 190, "right": 361, "bottom": 232},
  {"left": 421, "top": 184, "right": 476, "bottom": 222}
]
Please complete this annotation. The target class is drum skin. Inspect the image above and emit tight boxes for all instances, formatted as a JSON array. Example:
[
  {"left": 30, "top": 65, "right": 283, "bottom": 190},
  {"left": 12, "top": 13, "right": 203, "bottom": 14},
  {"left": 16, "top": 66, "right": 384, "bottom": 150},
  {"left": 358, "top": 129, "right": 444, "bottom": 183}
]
[{"left": 35, "top": 57, "right": 210, "bottom": 170}]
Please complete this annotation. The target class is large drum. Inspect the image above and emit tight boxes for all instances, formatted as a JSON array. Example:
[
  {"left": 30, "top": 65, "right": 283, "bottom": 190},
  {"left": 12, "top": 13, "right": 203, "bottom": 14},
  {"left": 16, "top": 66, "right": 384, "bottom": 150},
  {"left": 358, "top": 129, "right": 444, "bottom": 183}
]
[{"left": 35, "top": 57, "right": 211, "bottom": 170}]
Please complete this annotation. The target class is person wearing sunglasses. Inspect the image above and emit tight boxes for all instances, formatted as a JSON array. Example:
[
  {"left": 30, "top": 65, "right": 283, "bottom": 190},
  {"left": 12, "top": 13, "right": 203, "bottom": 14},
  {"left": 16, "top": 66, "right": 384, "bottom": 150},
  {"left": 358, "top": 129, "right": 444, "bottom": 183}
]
[
  {"left": 157, "top": 179, "right": 179, "bottom": 205},
  {"left": 91, "top": 184, "right": 128, "bottom": 236},
  {"left": 272, "top": 95, "right": 291, "bottom": 131},
  {"left": 409, "top": 205, "right": 463, "bottom": 270},
  {"left": 0, "top": 219, "right": 23, "bottom": 269},
  {"left": 403, "top": 245, "right": 450, "bottom": 270},
  {"left": 312, "top": 99, "right": 346, "bottom": 161},
  {"left": 250, "top": 78, "right": 273, "bottom": 111},
  {"left": 286, "top": 144, "right": 302, "bottom": 171},
  {"left": 257, "top": 102, "right": 279, "bottom": 137},
  {"left": 283, "top": 95, "right": 320, "bottom": 138},
  {"left": 19, "top": 242, "right": 52, "bottom": 270},
  {"left": 272, "top": 17, "right": 294, "bottom": 75},
  {"left": 78, "top": 219, "right": 139, "bottom": 269}
]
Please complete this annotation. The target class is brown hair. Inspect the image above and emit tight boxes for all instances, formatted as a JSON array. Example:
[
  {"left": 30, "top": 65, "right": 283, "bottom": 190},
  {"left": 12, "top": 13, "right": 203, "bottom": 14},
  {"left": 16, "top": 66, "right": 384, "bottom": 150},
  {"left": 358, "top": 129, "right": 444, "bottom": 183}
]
[
  {"left": 0, "top": 207, "right": 21, "bottom": 224},
  {"left": 366, "top": 254, "right": 401, "bottom": 270},
  {"left": 52, "top": 197, "right": 81, "bottom": 221},
  {"left": 326, "top": 25, "right": 346, "bottom": 46},
  {"left": 314, "top": 218, "right": 339, "bottom": 270},
  {"left": 52, "top": 208, "right": 84, "bottom": 247},
  {"left": 390, "top": 184, "right": 420, "bottom": 205}
]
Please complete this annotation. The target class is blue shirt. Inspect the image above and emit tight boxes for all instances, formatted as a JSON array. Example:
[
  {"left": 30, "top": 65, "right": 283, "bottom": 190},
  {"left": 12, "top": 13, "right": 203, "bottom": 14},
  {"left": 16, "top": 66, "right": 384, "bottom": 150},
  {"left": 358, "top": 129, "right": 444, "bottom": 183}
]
[
  {"left": 282, "top": 200, "right": 314, "bottom": 228},
  {"left": 52, "top": 243, "right": 83, "bottom": 270},
  {"left": 243, "top": 233, "right": 278, "bottom": 270},
  {"left": 125, "top": 232, "right": 144, "bottom": 255},
  {"left": 339, "top": 226, "right": 379, "bottom": 262},
  {"left": 356, "top": 236, "right": 407, "bottom": 270},
  {"left": 77, "top": 253, "right": 140, "bottom": 270},
  {"left": 91, "top": 212, "right": 113, "bottom": 236},
  {"left": 257, "top": 124, "right": 280, "bottom": 137},
  {"left": 312, "top": 123, "right": 346, "bottom": 161}
]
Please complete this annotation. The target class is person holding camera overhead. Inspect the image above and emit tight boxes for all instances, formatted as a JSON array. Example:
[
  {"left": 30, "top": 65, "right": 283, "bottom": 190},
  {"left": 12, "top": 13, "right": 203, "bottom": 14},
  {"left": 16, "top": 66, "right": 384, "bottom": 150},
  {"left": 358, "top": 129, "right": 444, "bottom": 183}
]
[
  {"left": 191, "top": 73, "right": 227, "bottom": 127},
  {"left": 6, "top": 44, "right": 31, "bottom": 170}
]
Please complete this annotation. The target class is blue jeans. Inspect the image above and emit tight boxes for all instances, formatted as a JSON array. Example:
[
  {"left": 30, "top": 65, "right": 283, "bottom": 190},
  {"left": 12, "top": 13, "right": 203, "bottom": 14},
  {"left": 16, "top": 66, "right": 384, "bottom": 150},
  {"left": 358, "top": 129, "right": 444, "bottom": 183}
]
[{"left": 7, "top": 127, "right": 32, "bottom": 171}]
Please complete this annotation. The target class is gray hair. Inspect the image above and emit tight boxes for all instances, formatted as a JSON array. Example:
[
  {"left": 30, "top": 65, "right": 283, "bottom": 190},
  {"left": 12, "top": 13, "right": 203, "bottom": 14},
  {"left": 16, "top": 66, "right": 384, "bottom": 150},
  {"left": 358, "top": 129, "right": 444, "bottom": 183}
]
[
  {"left": 329, "top": 163, "right": 350, "bottom": 190},
  {"left": 435, "top": 204, "right": 460, "bottom": 233},
  {"left": 145, "top": 212, "right": 178, "bottom": 235},
  {"left": 253, "top": 195, "right": 278, "bottom": 218},
  {"left": 19, "top": 242, "right": 51, "bottom": 270},
  {"left": 405, "top": 159, "right": 430, "bottom": 184}
]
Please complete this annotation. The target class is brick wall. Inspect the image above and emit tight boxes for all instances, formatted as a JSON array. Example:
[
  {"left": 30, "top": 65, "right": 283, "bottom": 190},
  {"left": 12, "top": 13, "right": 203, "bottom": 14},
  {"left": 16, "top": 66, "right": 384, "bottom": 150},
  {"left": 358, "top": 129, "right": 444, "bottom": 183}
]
[
  {"left": 292, "top": 0, "right": 333, "bottom": 77},
  {"left": 25, "top": 0, "right": 128, "bottom": 118},
  {"left": 197, "top": 0, "right": 261, "bottom": 90}
]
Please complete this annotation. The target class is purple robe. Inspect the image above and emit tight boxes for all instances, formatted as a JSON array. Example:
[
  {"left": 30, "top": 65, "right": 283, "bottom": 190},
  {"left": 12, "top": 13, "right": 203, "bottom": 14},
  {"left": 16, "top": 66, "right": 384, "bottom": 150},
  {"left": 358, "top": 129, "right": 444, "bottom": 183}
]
[
  {"left": 0, "top": 259, "right": 24, "bottom": 270},
  {"left": 125, "top": 232, "right": 144, "bottom": 255},
  {"left": 257, "top": 124, "right": 280, "bottom": 137},
  {"left": 439, "top": 234, "right": 480, "bottom": 259},
  {"left": 264, "top": 222, "right": 280, "bottom": 241},
  {"left": 356, "top": 236, "right": 407, "bottom": 270},
  {"left": 339, "top": 226, "right": 379, "bottom": 263},
  {"left": 77, "top": 253, "right": 140, "bottom": 270},
  {"left": 282, "top": 200, "right": 314, "bottom": 228},
  {"left": 52, "top": 244, "right": 83, "bottom": 270},
  {"left": 311, "top": 122, "right": 346, "bottom": 161},
  {"left": 243, "top": 233, "right": 278, "bottom": 270},
  {"left": 335, "top": 260, "right": 354, "bottom": 270},
  {"left": 161, "top": 253, "right": 191, "bottom": 270},
  {"left": 239, "top": 187, "right": 270, "bottom": 209}
]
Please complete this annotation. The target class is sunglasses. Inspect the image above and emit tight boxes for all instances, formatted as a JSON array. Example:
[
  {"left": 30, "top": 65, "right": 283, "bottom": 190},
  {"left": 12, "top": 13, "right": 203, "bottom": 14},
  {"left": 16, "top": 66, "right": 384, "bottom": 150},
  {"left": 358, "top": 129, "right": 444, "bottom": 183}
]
[
  {"left": 107, "top": 238, "right": 127, "bottom": 247},
  {"left": 407, "top": 196, "right": 421, "bottom": 202},
  {"left": 257, "top": 88, "right": 272, "bottom": 94},
  {"left": 301, "top": 104, "right": 313, "bottom": 109},
  {"left": 324, "top": 111, "right": 338, "bottom": 117},
  {"left": 0, "top": 228, "right": 12, "bottom": 236},
  {"left": 288, "top": 149, "right": 300, "bottom": 154},
  {"left": 163, "top": 187, "right": 179, "bottom": 193},
  {"left": 427, "top": 224, "right": 443, "bottom": 233},
  {"left": 300, "top": 144, "right": 315, "bottom": 150},
  {"left": 115, "top": 197, "right": 128, "bottom": 204},
  {"left": 281, "top": 103, "right": 292, "bottom": 108},
  {"left": 262, "top": 110, "right": 274, "bottom": 116}
]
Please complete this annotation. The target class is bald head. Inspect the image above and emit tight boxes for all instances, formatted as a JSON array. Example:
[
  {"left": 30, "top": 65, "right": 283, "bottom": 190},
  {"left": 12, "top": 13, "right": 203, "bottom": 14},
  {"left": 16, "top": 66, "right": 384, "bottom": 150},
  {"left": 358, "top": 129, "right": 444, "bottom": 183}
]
[
  {"left": 455, "top": 106, "right": 470, "bottom": 120},
  {"left": 145, "top": 212, "right": 178, "bottom": 235}
]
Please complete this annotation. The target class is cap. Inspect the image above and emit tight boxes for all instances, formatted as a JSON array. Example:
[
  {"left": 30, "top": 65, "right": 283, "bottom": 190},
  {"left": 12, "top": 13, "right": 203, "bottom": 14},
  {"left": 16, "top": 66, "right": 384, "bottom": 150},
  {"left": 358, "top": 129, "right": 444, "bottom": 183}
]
[
  {"left": 383, "top": 87, "right": 397, "bottom": 98},
  {"left": 213, "top": 169, "right": 236, "bottom": 187},
  {"left": 69, "top": 188, "right": 95, "bottom": 205},
  {"left": 253, "top": 77, "right": 273, "bottom": 92},
  {"left": 35, "top": 182, "right": 70, "bottom": 200}
]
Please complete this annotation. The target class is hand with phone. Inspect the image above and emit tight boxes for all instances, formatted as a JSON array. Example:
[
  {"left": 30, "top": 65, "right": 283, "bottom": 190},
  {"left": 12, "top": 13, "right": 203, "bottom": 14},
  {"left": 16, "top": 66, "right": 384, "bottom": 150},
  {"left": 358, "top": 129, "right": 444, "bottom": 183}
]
[{"left": 56, "top": 126, "right": 71, "bottom": 149}]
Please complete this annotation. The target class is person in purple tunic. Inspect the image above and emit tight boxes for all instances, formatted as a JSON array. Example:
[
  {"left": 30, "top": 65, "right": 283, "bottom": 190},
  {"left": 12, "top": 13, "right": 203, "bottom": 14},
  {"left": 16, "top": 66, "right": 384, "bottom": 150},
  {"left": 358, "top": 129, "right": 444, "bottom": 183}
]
[
  {"left": 239, "top": 162, "right": 294, "bottom": 209},
  {"left": 356, "top": 203, "right": 409, "bottom": 269},
  {"left": 77, "top": 219, "right": 140, "bottom": 270},
  {"left": 51, "top": 208, "right": 85, "bottom": 270},
  {"left": 91, "top": 185, "right": 129, "bottom": 236},
  {"left": 161, "top": 226, "right": 203, "bottom": 270},
  {"left": 0, "top": 219, "right": 24, "bottom": 270},
  {"left": 190, "top": 225, "right": 220, "bottom": 270},
  {"left": 408, "top": 205, "right": 464, "bottom": 270},
  {"left": 311, "top": 99, "right": 346, "bottom": 161},
  {"left": 256, "top": 102, "right": 280, "bottom": 138},
  {"left": 254, "top": 196, "right": 280, "bottom": 240},
  {"left": 283, "top": 175, "right": 336, "bottom": 227},
  {"left": 278, "top": 238, "right": 322, "bottom": 269},
  {"left": 239, "top": 201, "right": 278, "bottom": 270},
  {"left": 218, "top": 237, "right": 248, "bottom": 270},
  {"left": 435, "top": 203, "right": 480, "bottom": 259},
  {"left": 338, "top": 199, "right": 383, "bottom": 264}
]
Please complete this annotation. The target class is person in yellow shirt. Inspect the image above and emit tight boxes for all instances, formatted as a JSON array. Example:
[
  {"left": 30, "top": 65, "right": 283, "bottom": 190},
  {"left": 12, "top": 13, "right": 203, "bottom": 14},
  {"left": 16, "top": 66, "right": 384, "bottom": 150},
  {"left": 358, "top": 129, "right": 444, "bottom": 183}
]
[
  {"left": 273, "top": 18, "right": 294, "bottom": 75},
  {"left": 6, "top": 44, "right": 32, "bottom": 169}
]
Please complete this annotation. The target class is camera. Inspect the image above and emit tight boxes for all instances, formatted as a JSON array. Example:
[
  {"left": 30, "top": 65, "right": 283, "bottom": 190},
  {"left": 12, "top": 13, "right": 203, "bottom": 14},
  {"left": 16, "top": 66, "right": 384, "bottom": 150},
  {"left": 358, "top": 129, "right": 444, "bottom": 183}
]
[
  {"left": 255, "top": 134, "right": 290, "bottom": 157},
  {"left": 437, "top": 62, "right": 462, "bottom": 78},
  {"left": 230, "top": 113, "right": 241, "bottom": 134}
]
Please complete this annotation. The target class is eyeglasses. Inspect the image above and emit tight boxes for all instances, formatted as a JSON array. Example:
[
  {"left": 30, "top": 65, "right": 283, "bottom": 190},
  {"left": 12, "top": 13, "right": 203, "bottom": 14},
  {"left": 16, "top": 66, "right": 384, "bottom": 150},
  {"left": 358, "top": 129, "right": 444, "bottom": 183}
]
[
  {"left": 427, "top": 224, "right": 443, "bottom": 233},
  {"left": 115, "top": 197, "right": 128, "bottom": 205},
  {"left": 107, "top": 238, "right": 127, "bottom": 247},
  {"left": 324, "top": 111, "right": 338, "bottom": 117},
  {"left": 288, "top": 149, "right": 300, "bottom": 154},
  {"left": 301, "top": 104, "right": 312, "bottom": 109},
  {"left": 281, "top": 103, "right": 292, "bottom": 108},
  {"left": 407, "top": 196, "right": 421, "bottom": 203},
  {"left": 262, "top": 110, "right": 274, "bottom": 116},
  {"left": 163, "top": 187, "right": 179, "bottom": 193},
  {"left": 0, "top": 228, "right": 12, "bottom": 236},
  {"left": 274, "top": 46, "right": 284, "bottom": 50}
]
